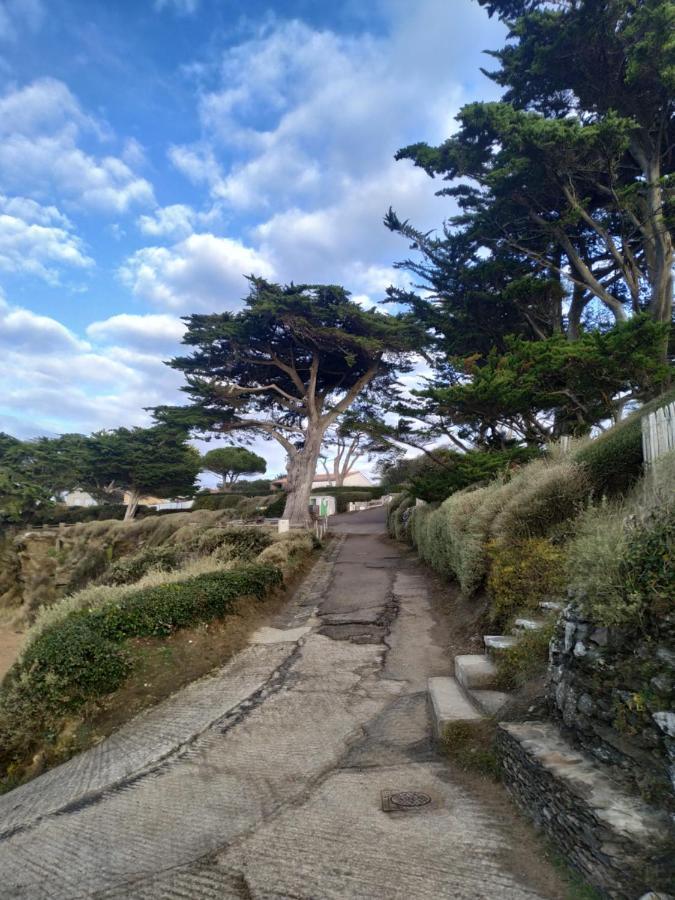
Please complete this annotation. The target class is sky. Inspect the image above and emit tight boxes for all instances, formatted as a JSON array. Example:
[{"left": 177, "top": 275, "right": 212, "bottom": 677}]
[{"left": 0, "top": 0, "right": 505, "bottom": 476}]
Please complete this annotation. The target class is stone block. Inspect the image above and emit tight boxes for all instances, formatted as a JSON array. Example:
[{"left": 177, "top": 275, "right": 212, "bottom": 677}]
[
  {"left": 455, "top": 654, "right": 498, "bottom": 690},
  {"left": 427, "top": 676, "right": 482, "bottom": 739}
]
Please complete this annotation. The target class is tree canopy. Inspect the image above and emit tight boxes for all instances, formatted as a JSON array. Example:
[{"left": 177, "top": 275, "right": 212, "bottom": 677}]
[
  {"left": 82, "top": 427, "right": 200, "bottom": 520},
  {"left": 202, "top": 447, "right": 266, "bottom": 490},
  {"left": 157, "top": 278, "right": 423, "bottom": 525},
  {"left": 385, "top": 0, "right": 674, "bottom": 449}
]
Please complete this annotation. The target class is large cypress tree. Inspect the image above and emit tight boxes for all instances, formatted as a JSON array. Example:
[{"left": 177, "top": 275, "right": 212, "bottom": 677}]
[{"left": 157, "top": 279, "right": 422, "bottom": 527}]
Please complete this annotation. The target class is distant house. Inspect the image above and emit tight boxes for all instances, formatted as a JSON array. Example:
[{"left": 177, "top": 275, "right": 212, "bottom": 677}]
[
  {"left": 61, "top": 490, "right": 193, "bottom": 511},
  {"left": 122, "top": 491, "right": 194, "bottom": 511},
  {"left": 61, "top": 490, "right": 98, "bottom": 508},
  {"left": 271, "top": 470, "right": 374, "bottom": 491}
]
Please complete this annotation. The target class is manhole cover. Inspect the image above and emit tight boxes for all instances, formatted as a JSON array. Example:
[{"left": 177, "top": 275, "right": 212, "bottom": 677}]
[{"left": 381, "top": 789, "right": 432, "bottom": 812}]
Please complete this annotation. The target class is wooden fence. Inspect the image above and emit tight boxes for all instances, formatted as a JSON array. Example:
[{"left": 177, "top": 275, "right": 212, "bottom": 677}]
[{"left": 641, "top": 401, "right": 675, "bottom": 467}]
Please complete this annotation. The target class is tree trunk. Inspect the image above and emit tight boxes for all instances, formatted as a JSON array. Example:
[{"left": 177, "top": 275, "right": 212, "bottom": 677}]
[
  {"left": 281, "top": 432, "right": 323, "bottom": 528},
  {"left": 124, "top": 489, "right": 141, "bottom": 521}
]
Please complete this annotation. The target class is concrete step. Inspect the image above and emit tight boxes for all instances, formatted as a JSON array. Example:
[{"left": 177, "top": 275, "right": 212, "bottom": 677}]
[
  {"left": 466, "top": 688, "right": 510, "bottom": 716},
  {"left": 455, "top": 654, "right": 498, "bottom": 690},
  {"left": 497, "top": 721, "right": 674, "bottom": 898},
  {"left": 483, "top": 635, "right": 518, "bottom": 656},
  {"left": 539, "top": 600, "right": 562, "bottom": 613},
  {"left": 427, "top": 676, "right": 482, "bottom": 739},
  {"left": 512, "top": 617, "right": 546, "bottom": 633}
]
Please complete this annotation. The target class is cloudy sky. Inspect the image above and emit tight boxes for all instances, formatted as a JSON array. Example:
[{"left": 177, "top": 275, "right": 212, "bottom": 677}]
[{"left": 0, "top": 0, "right": 504, "bottom": 473}]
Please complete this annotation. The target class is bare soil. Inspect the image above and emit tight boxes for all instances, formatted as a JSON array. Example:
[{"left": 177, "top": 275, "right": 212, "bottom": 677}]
[{"left": 0, "top": 616, "right": 25, "bottom": 681}]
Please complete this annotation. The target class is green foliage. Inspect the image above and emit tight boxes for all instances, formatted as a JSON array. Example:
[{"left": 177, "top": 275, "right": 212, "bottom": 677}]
[
  {"left": 403, "top": 446, "right": 538, "bottom": 502},
  {"left": 99, "top": 547, "right": 180, "bottom": 586},
  {"left": 487, "top": 538, "right": 566, "bottom": 628},
  {"left": 495, "top": 624, "right": 555, "bottom": 691},
  {"left": 388, "top": 494, "right": 415, "bottom": 541},
  {"left": 441, "top": 720, "right": 499, "bottom": 779},
  {"left": 264, "top": 493, "right": 286, "bottom": 518},
  {"left": 409, "top": 457, "right": 584, "bottom": 599},
  {"left": 102, "top": 426, "right": 199, "bottom": 501},
  {"left": 567, "top": 452, "right": 675, "bottom": 627},
  {"left": 491, "top": 459, "right": 589, "bottom": 541},
  {"left": 192, "top": 491, "right": 244, "bottom": 511},
  {"left": 575, "top": 388, "right": 675, "bottom": 497},
  {"left": 81, "top": 565, "right": 281, "bottom": 641},
  {"left": 0, "top": 563, "right": 283, "bottom": 771},
  {"left": 0, "top": 466, "right": 53, "bottom": 525},
  {"left": 201, "top": 447, "right": 266, "bottom": 488},
  {"left": 422, "top": 320, "right": 670, "bottom": 445}
]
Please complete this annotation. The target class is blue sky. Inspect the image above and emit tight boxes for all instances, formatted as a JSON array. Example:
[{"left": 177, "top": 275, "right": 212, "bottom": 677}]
[{"left": 0, "top": 0, "right": 504, "bottom": 473}]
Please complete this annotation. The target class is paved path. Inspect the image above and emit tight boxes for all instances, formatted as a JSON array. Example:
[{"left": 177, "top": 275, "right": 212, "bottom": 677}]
[{"left": 0, "top": 509, "right": 560, "bottom": 899}]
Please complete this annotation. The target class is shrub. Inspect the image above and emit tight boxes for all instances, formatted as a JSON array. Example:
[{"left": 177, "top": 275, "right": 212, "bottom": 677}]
[
  {"left": 99, "top": 546, "right": 179, "bottom": 586},
  {"left": 574, "top": 388, "right": 675, "bottom": 498},
  {"left": 82, "top": 564, "right": 282, "bottom": 641},
  {"left": 487, "top": 537, "right": 566, "bottom": 627},
  {"left": 257, "top": 533, "right": 314, "bottom": 578},
  {"left": 192, "top": 492, "right": 245, "bottom": 511},
  {"left": 491, "top": 459, "right": 589, "bottom": 542},
  {"left": 265, "top": 493, "right": 287, "bottom": 518},
  {"left": 566, "top": 449, "right": 674, "bottom": 627},
  {"left": 408, "top": 447, "right": 538, "bottom": 502},
  {"left": 0, "top": 563, "right": 283, "bottom": 771},
  {"left": 494, "top": 623, "right": 555, "bottom": 690},
  {"left": 390, "top": 495, "right": 415, "bottom": 541}
]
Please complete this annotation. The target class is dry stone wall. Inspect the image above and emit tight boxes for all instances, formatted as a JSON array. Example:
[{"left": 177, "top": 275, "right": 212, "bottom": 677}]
[{"left": 548, "top": 604, "right": 674, "bottom": 813}]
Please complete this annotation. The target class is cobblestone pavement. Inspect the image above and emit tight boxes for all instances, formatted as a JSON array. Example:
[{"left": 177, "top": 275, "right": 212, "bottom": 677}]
[{"left": 0, "top": 510, "right": 560, "bottom": 899}]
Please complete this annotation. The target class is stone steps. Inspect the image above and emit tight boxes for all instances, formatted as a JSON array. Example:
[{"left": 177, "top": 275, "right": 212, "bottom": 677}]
[
  {"left": 513, "top": 617, "right": 546, "bottom": 633},
  {"left": 497, "top": 720, "right": 674, "bottom": 899},
  {"left": 427, "top": 676, "right": 483, "bottom": 738},
  {"left": 539, "top": 600, "right": 563, "bottom": 613},
  {"left": 483, "top": 634, "right": 518, "bottom": 655},
  {"left": 455, "top": 653, "right": 498, "bottom": 690},
  {"left": 466, "top": 688, "right": 510, "bottom": 716}
]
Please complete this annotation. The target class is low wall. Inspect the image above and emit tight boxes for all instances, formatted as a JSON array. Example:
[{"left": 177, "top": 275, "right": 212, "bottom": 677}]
[
  {"left": 548, "top": 604, "right": 674, "bottom": 813},
  {"left": 497, "top": 722, "right": 674, "bottom": 899}
]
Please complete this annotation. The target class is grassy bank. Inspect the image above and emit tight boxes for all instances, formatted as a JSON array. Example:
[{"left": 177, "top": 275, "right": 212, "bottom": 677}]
[{"left": 0, "top": 528, "right": 316, "bottom": 791}]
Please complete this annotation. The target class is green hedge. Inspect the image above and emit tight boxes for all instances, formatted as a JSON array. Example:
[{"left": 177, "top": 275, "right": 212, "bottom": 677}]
[
  {"left": 575, "top": 388, "right": 675, "bottom": 497},
  {"left": 192, "top": 492, "right": 246, "bottom": 511},
  {"left": 99, "top": 546, "right": 180, "bottom": 585},
  {"left": 0, "top": 563, "right": 282, "bottom": 771}
]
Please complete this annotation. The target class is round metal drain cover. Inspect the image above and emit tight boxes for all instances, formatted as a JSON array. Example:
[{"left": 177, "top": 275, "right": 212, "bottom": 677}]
[{"left": 389, "top": 791, "right": 431, "bottom": 809}]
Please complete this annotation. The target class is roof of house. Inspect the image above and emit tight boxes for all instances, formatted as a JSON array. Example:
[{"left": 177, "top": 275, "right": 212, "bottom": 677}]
[{"left": 271, "top": 470, "right": 370, "bottom": 486}]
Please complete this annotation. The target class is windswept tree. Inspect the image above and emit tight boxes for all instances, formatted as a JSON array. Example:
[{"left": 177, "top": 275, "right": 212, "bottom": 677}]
[
  {"left": 319, "top": 406, "right": 402, "bottom": 487},
  {"left": 83, "top": 426, "right": 200, "bottom": 520},
  {"left": 156, "top": 279, "right": 423, "bottom": 527},
  {"left": 202, "top": 446, "right": 266, "bottom": 491},
  {"left": 385, "top": 0, "right": 674, "bottom": 448}
]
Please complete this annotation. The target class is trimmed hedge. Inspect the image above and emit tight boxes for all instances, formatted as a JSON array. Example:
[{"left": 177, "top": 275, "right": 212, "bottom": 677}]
[
  {"left": 99, "top": 546, "right": 179, "bottom": 586},
  {"left": 0, "top": 563, "right": 282, "bottom": 772},
  {"left": 574, "top": 388, "right": 675, "bottom": 497},
  {"left": 192, "top": 492, "right": 246, "bottom": 511}
]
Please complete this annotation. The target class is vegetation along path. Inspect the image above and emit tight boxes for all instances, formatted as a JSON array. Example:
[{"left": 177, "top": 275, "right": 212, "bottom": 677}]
[{"left": 0, "top": 508, "right": 568, "bottom": 899}]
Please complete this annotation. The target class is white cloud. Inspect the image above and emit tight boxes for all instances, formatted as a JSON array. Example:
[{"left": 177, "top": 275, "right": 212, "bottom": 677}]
[
  {"left": 165, "top": 5, "right": 502, "bottom": 301},
  {"left": 154, "top": 0, "right": 199, "bottom": 14},
  {"left": 0, "top": 296, "right": 185, "bottom": 435},
  {"left": 119, "top": 232, "right": 275, "bottom": 312},
  {"left": 87, "top": 313, "right": 186, "bottom": 351},
  {"left": 137, "top": 204, "right": 197, "bottom": 242},
  {"left": 0, "top": 295, "right": 88, "bottom": 352},
  {"left": 0, "top": 79, "right": 155, "bottom": 213},
  {"left": 0, "top": 0, "right": 44, "bottom": 42},
  {"left": 0, "top": 194, "right": 92, "bottom": 281}
]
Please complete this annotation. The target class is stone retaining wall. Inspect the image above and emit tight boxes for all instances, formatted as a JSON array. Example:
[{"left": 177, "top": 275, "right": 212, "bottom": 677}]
[
  {"left": 548, "top": 604, "right": 674, "bottom": 813},
  {"left": 497, "top": 722, "right": 675, "bottom": 899}
]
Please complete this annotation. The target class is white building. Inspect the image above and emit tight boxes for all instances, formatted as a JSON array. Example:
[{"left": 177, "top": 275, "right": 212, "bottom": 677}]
[{"left": 272, "top": 470, "right": 374, "bottom": 491}]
